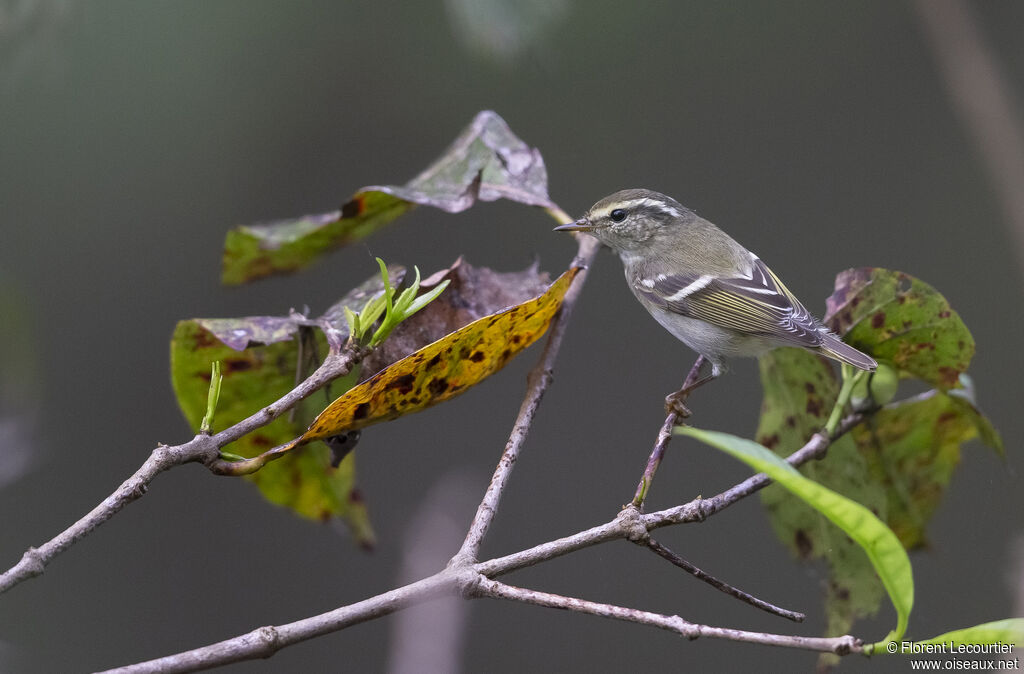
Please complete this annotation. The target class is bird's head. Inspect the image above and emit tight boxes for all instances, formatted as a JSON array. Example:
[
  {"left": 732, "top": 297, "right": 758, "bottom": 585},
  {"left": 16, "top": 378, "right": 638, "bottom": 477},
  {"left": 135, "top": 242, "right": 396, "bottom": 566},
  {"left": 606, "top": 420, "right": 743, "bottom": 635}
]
[{"left": 554, "top": 189, "right": 694, "bottom": 256}]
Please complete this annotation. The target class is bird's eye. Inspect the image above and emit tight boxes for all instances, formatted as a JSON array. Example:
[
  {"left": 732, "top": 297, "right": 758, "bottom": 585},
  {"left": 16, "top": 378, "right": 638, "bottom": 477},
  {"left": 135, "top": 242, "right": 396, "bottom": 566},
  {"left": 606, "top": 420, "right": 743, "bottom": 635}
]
[{"left": 609, "top": 208, "right": 627, "bottom": 222}]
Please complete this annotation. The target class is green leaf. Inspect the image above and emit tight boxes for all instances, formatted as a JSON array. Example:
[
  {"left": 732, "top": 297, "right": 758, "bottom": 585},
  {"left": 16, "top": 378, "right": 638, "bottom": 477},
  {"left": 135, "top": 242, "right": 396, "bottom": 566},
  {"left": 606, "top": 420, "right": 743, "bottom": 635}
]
[
  {"left": 756, "top": 347, "right": 1001, "bottom": 644},
  {"left": 221, "top": 111, "right": 553, "bottom": 284},
  {"left": 678, "top": 426, "right": 914, "bottom": 643},
  {"left": 169, "top": 319, "right": 374, "bottom": 546},
  {"left": 756, "top": 348, "right": 889, "bottom": 641},
  {"left": 824, "top": 268, "right": 974, "bottom": 389},
  {"left": 850, "top": 390, "right": 1003, "bottom": 549},
  {"left": 867, "top": 618, "right": 1024, "bottom": 655}
]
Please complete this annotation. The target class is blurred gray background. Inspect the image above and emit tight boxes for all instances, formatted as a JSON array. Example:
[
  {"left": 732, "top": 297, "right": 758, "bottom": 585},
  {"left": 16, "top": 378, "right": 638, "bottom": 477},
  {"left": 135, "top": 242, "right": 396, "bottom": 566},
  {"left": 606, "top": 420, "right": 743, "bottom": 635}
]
[{"left": 1, "top": 1, "right": 1022, "bottom": 671}]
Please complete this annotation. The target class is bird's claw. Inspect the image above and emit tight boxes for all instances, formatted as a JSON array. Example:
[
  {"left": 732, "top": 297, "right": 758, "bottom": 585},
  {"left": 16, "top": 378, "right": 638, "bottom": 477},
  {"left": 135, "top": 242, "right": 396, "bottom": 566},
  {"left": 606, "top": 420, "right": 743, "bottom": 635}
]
[{"left": 664, "top": 391, "right": 693, "bottom": 418}]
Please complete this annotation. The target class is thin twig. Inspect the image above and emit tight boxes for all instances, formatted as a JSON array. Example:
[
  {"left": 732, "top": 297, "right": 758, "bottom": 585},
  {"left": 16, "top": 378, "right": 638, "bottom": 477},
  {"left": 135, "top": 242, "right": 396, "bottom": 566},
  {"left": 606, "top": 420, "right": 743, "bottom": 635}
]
[
  {"left": 644, "top": 538, "right": 805, "bottom": 623},
  {"left": 475, "top": 413, "right": 865, "bottom": 578},
  {"left": 632, "top": 355, "right": 706, "bottom": 508},
  {"left": 643, "top": 412, "right": 865, "bottom": 530},
  {"left": 0, "top": 439, "right": 216, "bottom": 595},
  {"left": 453, "top": 231, "right": 601, "bottom": 564},
  {"left": 0, "top": 347, "right": 365, "bottom": 596},
  {"left": 98, "top": 572, "right": 465, "bottom": 674},
  {"left": 475, "top": 578, "right": 858, "bottom": 654},
  {"left": 105, "top": 412, "right": 869, "bottom": 671}
]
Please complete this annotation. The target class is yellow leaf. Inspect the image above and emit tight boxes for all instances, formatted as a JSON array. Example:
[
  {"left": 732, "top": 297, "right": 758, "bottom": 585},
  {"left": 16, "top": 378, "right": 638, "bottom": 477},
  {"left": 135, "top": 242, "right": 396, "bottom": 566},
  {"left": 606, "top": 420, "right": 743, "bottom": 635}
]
[{"left": 296, "top": 266, "right": 580, "bottom": 443}]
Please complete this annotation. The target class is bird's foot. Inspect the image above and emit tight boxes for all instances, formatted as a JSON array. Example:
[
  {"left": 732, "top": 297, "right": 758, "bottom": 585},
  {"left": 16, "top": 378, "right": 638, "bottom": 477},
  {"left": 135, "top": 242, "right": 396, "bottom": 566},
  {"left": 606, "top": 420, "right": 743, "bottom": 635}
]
[{"left": 664, "top": 390, "right": 693, "bottom": 418}]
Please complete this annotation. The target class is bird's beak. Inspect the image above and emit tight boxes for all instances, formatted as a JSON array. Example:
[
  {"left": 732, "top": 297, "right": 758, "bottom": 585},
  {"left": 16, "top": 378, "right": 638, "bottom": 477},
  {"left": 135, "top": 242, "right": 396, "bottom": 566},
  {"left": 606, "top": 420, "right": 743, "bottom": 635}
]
[{"left": 553, "top": 218, "right": 593, "bottom": 232}]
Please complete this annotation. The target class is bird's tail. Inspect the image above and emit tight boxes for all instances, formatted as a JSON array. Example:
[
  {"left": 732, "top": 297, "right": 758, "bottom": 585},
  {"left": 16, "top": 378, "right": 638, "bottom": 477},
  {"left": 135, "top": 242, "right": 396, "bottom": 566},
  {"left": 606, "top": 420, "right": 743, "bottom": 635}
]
[{"left": 817, "top": 332, "right": 877, "bottom": 371}]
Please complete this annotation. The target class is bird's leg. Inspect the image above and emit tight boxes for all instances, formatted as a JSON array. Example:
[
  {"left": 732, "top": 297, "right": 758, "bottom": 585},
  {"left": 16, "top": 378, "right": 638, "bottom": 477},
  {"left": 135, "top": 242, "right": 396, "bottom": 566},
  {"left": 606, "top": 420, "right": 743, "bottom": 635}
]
[{"left": 664, "top": 356, "right": 717, "bottom": 418}]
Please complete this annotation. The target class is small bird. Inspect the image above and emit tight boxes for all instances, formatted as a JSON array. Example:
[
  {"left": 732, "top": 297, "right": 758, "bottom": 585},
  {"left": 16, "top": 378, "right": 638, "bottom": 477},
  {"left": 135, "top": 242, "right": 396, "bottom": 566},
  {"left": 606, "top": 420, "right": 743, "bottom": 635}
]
[{"left": 555, "top": 189, "right": 876, "bottom": 415}]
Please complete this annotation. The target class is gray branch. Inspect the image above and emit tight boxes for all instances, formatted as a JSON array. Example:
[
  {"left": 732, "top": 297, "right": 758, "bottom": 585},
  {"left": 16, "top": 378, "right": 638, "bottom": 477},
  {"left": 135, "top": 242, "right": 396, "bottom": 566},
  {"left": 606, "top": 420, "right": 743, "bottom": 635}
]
[
  {"left": 1, "top": 221, "right": 873, "bottom": 671},
  {"left": 0, "top": 348, "right": 366, "bottom": 595},
  {"left": 453, "top": 234, "right": 602, "bottom": 564},
  {"left": 101, "top": 412, "right": 868, "bottom": 673}
]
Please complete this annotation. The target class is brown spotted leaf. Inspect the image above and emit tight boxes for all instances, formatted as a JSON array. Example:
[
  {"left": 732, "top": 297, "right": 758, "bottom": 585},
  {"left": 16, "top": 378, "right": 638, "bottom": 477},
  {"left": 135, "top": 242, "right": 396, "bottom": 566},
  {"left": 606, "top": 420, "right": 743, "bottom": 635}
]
[
  {"left": 824, "top": 268, "right": 974, "bottom": 389},
  {"left": 850, "top": 389, "right": 1003, "bottom": 550},
  {"left": 169, "top": 320, "right": 375, "bottom": 545},
  {"left": 756, "top": 348, "right": 887, "bottom": 644},
  {"left": 293, "top": 267, "right": 579, "bottom": 442},
  {"left": 358, "top": 258, "right": 553, "bottom": 380},
  {"left": 757, "top": 349, "right": 1001, "bottom": 643},
  {"left": 189, "top": 265, "right": 405, "bottom": 353},
  {"left": 222, "top": 111, "right": 553, "bottom": 284}
]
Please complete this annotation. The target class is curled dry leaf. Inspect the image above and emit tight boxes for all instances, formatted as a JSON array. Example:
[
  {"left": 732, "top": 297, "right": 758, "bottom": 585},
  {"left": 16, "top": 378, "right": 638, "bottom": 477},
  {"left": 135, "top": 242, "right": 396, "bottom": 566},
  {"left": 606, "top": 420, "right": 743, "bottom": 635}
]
[
  {"left": 289, "top": 266, "right": 580, "bottom": 446},
  {"left": 358, "top": 257, "right": 554, "bottom": 379},
  {"left": 171, "top": 259, "right": 571, "bottom": 534},
  {"left": 221, "top": 110, "right": 553, "bottom": 284}
]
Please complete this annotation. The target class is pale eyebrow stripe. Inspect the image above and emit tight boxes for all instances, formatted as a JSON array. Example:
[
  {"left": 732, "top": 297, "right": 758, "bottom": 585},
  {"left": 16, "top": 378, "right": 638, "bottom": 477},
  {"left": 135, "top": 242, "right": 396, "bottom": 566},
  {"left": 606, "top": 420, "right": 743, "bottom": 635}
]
[
  {"left": 596, "top": 198, "right": 683, "bottom": 220},
  {"left": 636, "top": 197, "right": 682, "bottom": 218}
]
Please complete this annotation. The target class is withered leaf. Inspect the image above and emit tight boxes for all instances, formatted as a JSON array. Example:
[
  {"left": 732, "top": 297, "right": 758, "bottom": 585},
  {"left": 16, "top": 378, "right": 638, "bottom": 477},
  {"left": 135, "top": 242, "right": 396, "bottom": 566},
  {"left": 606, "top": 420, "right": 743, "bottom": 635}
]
[
  {"left": 221, "top": 111, "right": 553, "bottom": 284},
  {"left": 292, "top": 267, "right": 580, "bottom": 443}
]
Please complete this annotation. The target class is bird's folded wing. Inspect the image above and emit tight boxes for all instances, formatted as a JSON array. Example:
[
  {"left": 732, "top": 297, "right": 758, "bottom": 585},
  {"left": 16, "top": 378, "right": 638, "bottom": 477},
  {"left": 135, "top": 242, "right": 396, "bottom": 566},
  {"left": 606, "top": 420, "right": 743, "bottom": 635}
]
[{"left": 634, "top": 258, "right": 824, "bottom": 347}]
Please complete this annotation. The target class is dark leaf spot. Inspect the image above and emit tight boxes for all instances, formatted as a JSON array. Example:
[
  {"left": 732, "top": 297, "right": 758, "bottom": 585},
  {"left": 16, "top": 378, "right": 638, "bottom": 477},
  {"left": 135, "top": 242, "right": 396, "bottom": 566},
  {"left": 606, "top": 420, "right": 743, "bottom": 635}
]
[
  {"left": 938, "top": 310, "right": 951, "bottom": 319},
  {"left": 501, "top": 348, "right": 512, "bottom": 362},
  {"left": 795, "top": 529, "right": 813, "bottom": 558},
  {"left": 192, "top": 330, "right": 219, "bottom": 349},
  {"left": 387, "top": 373, "right": 416, "bottom": 394},
  {"left": 340, "top": 196, "right": 364, "bottom": 219},
  {"left": 469, "top": 351, "right": 485, "bottom": 362},
  {"left": 427, "top": 378, "right": 448, "bottom": 396},
  {"left": 353, "top": 402, "right": 371, "bottom": 420},
  {"left": 806, "top": 398, "right": 822, "bottom": 417},
  {"left": 427, "top": 354, "right": 442, "bottom": 369},
  {"left": 761, "top": 434, "right": 780, "bottom": 449},
  {"left": 785, "top": 416, "right": 797, "bottom": 428},
  {"left": 804, "top": 382, "right": 816, "bottom": 394},
  {"left": 224, "top": 358, "right": 254, "bottom": 373},
  {"left": 871, "top": 312, "right": 885, "bottom": 329}
]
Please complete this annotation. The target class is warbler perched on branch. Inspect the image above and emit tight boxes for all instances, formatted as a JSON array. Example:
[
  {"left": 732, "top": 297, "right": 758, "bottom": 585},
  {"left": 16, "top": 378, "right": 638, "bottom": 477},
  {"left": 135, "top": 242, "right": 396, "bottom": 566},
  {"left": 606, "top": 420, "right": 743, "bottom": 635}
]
[{"left": 555, "top": 189, "right": 876, "bottom": 414}]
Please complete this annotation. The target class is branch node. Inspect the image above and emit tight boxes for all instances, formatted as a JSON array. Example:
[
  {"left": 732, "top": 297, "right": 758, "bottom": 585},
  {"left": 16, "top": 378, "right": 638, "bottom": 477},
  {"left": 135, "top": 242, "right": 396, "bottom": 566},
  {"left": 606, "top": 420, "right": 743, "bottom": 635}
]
[
  {"left": 452, "top": 568, "right": 484, "bottom": 599},
  {"left": 833, "top": 635, "right": 861, "bottom": 655},
  {"left": 694, "top": 498, "right": 713, "bottom": 522},
  {"left": 616, "top": 506, "right": 649, "bottom": 543},
  {"left": 254, "top": 625, "right": 282, "bottom": 658},
  {"left": 21, "top": 547, "right": 44, "bottom": 577}
]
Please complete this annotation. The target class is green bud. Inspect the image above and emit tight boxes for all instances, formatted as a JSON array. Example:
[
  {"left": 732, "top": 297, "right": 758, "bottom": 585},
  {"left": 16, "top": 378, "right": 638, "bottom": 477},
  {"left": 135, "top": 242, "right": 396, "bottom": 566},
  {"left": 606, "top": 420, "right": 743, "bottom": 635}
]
[{"left": 851, "top": 362, "right": 898, "bottom": 410}]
